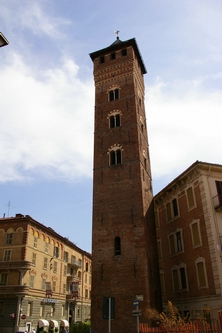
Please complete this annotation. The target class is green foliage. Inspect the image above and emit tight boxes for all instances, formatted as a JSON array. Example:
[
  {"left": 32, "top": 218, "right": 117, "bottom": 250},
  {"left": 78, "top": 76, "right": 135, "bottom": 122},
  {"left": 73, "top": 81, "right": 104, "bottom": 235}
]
[{"left": 69, "top": 322, "right": 90, "bottom": 333}]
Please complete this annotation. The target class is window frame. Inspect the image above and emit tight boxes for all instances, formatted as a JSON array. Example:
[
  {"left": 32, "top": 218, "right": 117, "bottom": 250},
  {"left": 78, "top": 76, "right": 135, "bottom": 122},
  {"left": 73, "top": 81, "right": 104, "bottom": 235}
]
[
  {"left": 27, "top": 302, "right": 33, "bottom": 316},
  {"left": 34, "top": 237, "right": 38, "bottom": 249},
  {"left": 53, "top": 261, "right": 57, "bottom": 274},
  {"left": 64, "top": 265, "right": 67, "bottom": 277},
  {"left": 187, "top": 186, "right": 196, "bottom": 210},
  {"left": 6, "top": 233, "right": 13, "bottom": 246},
  {"left": 52, "top": 281, "right": 56, "bottom": 292},
  {"left": 53, "top": 246, "right": 59, "bottom": 258},
  {"left": 63, "top": 251, "right": 68, "bottom": 262},
  {"left": 42, "top": 278, "right": 46, "bottom": 291},
  {"left": 171, "top": 264, "right": 188, "bottom": 292},
  {"left": 3, "top": 249, "right": 11, "bottom": 262},
  {"left": 216, "top": 180, "right": 222, "bottom": 205},
  {"left": 109, "top": 88, "right": 119, "bottom": 102},
  {"left": 190, "top": 219, "right": 202, "bottom": 248},
  {"left": 109, "top": 114, "right": 121, "bottom": 128},
  {"left": 195, "top": 257, "right": 208, "bottom": 289},
  {"left": 45, "top": 242, "right": 49, "bottom": 254},
  {"left": 166, "top": 198, "right": 179, "bottom": 222},
  {"left": 0, "top": 273, "right": 8, "bottom": 286},
  {"left": 168, "top": 229, "right": 183, "bottom": 256},
  {"left": 32, "top": 252, "right": 37, "bottom": 266},
  {"left": 30, "top": 275, "right": 35, "bottom": 288},
  {"left": 109, "top": 148, "right": 122, "bottom": 166},
  {"left": 43, "top": 257, "right": 48, "bottom": 270}
]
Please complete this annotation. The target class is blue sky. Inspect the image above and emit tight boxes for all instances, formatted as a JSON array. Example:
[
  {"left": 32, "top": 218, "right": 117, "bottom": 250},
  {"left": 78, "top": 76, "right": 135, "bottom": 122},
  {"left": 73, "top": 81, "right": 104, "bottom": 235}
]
[{"left": 1, "top": 0, "right": 222, "bottom": 253}]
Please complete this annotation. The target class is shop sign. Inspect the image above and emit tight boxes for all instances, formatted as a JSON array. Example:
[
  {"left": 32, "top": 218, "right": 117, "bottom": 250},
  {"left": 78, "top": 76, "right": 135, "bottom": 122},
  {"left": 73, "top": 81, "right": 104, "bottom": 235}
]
[{"left": 42, "top": 298, "right": 58, "bottom": 303}]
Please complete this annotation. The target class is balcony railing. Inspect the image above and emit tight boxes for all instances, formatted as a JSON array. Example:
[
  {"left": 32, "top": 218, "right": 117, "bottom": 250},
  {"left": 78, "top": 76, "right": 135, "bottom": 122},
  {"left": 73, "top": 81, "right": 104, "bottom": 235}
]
[
  {"left": 212, "top": 194, "right": 222, "bottom": 210},
  {"left": 0, "top": 260, "right": 33, "bottom": 270},
  {"left": 0, "top": 285, "right": 29, "bottom": 295},
  {"left": 68, "top": 260, "right": 82, "bottom": 268},
  {"left": 67, "top": 275, "right": 80, "bottom": 283}
]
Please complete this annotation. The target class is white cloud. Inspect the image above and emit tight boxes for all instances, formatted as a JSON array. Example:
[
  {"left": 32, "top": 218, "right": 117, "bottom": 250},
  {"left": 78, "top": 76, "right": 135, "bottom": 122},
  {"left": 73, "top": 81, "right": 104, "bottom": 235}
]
[
  {"left": 0, "top": 53, "right": 94, "bottom": 183},
  {"left": 1, "top": 1, "right": 71, "bottom": 40},
  {"left": 146, "top": 76, "right": 222, "bottom": 183}
]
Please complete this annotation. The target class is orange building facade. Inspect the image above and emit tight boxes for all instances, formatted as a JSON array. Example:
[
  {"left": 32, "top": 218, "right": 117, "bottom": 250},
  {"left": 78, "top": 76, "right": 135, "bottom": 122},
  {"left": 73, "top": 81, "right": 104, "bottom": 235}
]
[{"left": 154, "top": 161, "right": 222, "bottom": 323}]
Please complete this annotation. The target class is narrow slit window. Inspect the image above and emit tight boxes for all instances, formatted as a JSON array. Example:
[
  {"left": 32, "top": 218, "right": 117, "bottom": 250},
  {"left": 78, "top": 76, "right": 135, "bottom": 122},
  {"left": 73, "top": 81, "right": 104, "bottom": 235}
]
[
  {"left": 100, "top": 56, "right": 105, "bottom": 63},
  {"left": 111, "top": 52, "right": 116, "bottom": 60},
  {"left": 115, "top": 237, "right": 121, "bottom": 255}
]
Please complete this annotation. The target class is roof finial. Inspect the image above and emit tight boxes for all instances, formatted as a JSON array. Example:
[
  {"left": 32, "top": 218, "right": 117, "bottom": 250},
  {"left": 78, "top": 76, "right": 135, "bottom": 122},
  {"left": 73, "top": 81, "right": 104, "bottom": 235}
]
[{"left": 114, "top": 30, "right": 120, "bottom": 40}]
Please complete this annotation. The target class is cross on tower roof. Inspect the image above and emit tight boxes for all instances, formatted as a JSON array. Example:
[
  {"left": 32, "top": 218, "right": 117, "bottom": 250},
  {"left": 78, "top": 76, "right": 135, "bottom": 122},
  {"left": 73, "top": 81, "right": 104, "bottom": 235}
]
[{"left": 114, "top": 30, "right": 120, "bottom": 38}]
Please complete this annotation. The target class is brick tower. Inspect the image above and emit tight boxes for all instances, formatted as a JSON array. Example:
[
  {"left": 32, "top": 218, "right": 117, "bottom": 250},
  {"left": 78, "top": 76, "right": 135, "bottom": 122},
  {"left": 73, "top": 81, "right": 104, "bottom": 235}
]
[{"left": 90, "top": 36, "right": 161, "bottom": 333}]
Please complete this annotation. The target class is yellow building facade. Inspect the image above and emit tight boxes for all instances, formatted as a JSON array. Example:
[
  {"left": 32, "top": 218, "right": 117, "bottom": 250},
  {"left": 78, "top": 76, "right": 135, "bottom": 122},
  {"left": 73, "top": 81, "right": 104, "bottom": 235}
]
[{"left": 0, "top": 214, "right": 91, "bottom": 333}]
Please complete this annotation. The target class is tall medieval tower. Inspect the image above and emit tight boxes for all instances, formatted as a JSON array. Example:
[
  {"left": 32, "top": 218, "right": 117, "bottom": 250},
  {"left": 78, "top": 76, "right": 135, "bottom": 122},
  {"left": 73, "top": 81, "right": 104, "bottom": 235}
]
[{"left": 90, "top": 37, "right": 161, "bottom": 333}]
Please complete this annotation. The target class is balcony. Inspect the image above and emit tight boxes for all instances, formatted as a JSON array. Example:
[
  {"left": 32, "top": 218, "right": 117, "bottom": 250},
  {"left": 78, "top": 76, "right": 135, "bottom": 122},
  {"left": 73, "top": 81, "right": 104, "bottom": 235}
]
[
  {"left": 68, "top": 259, "right": 82, "bottom": 269},
  {"left": 66, "top": 294, "right": 81, "bottom": 302},
  {"left": 66, "top": 294, "right": 78, "bottom": 302},
  {"left": 0, "top": 285, "right": 29, "bottom": 295},
  {"left": 0, "top": 261, "right": 33, "bottom": 270},
  {"left": 212, "top": 194, "right": 222, "bottom": 211},
  {"left": 67, "top": 275, "right": 80, "bottom": 283}
]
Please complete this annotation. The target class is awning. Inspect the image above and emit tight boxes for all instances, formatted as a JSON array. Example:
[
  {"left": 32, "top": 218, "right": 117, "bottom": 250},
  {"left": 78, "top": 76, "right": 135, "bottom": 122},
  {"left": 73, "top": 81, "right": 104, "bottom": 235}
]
[
  {"left": 60, "top": 320, "right": 69, "bottom": 327},
  {"left": 38, "top": 320, "right": 49, "bottom": 328},
  {"left": 50, "top": 320, "right": 59, "bottom": 328}
]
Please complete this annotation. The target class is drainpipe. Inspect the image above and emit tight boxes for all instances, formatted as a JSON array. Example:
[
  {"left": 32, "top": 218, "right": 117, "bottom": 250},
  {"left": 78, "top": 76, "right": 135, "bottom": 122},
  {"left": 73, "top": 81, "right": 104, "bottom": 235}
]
[{"left": 14, "top": 295, "right": 22, "bottom": 333}]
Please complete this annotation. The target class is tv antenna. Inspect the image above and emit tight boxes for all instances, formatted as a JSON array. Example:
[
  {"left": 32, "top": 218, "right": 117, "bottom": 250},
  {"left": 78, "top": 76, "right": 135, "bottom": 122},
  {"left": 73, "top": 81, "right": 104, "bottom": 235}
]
[{"left": 5, "top": 201, "right": 14, "bottom": 217}]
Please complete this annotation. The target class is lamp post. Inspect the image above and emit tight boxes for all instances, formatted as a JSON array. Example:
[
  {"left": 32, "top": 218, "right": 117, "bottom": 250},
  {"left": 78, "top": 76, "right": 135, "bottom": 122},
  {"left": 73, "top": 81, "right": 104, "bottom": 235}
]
[{"left": 0, "top": 32, "right": 9, "bottom": 47}]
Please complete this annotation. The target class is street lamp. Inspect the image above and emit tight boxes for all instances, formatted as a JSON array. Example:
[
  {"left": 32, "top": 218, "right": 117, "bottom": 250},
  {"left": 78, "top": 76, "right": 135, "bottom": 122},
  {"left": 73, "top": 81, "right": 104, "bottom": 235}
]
[{"left": 0, "top": 32, "right": 9, "bottom": 47}]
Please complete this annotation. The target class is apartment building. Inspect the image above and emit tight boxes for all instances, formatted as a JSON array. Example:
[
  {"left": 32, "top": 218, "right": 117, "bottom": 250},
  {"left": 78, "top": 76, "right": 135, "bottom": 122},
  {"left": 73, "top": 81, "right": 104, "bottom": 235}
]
[
  {"left": 0, "top": 214, "right": 91, "bottom": 333},
  {"left": 154, "top": 161, "right": 222, "bottom": 323}
]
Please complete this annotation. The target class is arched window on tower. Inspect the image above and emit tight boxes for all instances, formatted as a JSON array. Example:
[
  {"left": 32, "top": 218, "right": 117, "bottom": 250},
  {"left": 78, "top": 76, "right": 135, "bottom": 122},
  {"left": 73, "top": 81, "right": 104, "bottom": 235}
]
[
  {"left": 114, "top": 237, "right": 121, "bottom": 256},
  {"left": 108, "top": 144, "right": 123, "bottom": 166},
  {"left": 110, "top": 151, "right": 116, "bottom": 165},
  {"left": 109, "top": 149, "right": 122, "bottom": 165},
  {"left": 116, "top": 150, "right": 122, "bottom": 164},
  {"left": 109, "top": 88, "right": 119, "bottom": 102},
  {"left": 109, "top": 113, "right": 121, "bottom": 128}
]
